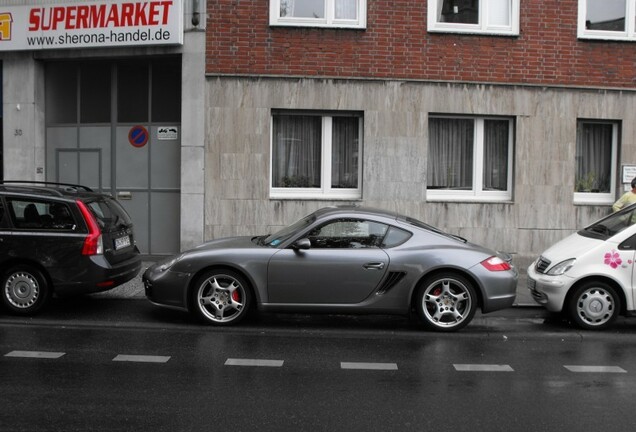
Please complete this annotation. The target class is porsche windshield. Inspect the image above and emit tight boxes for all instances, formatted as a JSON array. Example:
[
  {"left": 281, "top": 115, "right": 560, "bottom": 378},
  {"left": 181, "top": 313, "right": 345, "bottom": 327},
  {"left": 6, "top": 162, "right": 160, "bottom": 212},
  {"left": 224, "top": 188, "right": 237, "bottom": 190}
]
[
  {"left": 582, "top": 204, "right": 636, "bottom": 239},
  {"left": 262, "top": 214, "right": 317, "bottom": 247}
]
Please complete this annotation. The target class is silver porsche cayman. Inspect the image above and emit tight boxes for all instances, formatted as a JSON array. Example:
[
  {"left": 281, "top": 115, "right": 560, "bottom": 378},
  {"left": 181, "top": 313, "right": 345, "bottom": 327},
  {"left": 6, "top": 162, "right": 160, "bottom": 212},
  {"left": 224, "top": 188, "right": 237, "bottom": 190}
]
[{"left": 143, "top": 206, "right": 517, "bottom": 332}]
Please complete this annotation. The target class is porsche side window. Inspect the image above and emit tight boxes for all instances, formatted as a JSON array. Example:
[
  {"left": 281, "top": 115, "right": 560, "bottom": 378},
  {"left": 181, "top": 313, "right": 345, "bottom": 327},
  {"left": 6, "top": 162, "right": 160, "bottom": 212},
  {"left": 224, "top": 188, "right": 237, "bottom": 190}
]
[
  {"left": 308, "top": 219, "right": 388, "bottom": 249},
  {"left": 382, "top": 226, "right": 412, "bottom": 248}
]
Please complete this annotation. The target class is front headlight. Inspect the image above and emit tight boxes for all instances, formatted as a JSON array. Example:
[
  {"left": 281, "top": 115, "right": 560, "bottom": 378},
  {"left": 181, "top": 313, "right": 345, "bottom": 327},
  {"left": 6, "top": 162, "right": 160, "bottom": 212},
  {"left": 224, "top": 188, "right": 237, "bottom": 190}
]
[{"left": 547, "top": 258, "right": 576, "bottom": 276}]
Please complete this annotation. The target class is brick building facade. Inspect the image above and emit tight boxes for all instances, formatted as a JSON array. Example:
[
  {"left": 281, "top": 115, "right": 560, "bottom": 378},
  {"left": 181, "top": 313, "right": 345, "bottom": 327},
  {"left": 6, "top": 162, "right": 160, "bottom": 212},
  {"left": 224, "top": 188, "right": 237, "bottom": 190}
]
[{"left": 207, "top": 0, "right": 635, "bottom": 87}]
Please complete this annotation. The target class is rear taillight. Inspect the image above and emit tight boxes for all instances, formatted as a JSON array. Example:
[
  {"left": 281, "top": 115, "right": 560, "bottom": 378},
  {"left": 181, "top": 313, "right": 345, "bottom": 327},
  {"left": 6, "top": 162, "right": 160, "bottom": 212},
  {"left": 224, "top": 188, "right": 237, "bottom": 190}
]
[
  {"left": 77, "top": 200, "right": 103, "bottom": 256},
  {"left": 481, "top": 256, "right": 511, "bottom": 272}
]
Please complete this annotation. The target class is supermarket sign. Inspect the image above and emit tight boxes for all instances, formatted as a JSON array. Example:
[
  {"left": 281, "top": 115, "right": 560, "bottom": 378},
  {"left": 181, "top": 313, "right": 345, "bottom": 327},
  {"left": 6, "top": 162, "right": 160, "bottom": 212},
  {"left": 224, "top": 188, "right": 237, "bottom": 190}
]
[{"left": 0, "top": 0, "right": 183, "bottom": 51}]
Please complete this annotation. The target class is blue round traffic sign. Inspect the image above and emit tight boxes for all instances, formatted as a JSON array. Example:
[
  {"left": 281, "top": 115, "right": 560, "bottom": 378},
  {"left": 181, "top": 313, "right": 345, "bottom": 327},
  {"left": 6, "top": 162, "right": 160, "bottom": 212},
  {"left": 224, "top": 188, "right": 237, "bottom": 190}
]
[{"left": 128, "top": 125, "right": 149, "bottom": 148}]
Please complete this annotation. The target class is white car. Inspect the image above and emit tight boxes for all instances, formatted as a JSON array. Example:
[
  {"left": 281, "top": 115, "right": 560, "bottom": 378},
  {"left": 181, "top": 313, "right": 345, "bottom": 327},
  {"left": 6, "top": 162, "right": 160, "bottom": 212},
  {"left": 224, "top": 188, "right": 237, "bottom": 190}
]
[{"left": 527, "top": 203, "right": 636, "bottom": 330}]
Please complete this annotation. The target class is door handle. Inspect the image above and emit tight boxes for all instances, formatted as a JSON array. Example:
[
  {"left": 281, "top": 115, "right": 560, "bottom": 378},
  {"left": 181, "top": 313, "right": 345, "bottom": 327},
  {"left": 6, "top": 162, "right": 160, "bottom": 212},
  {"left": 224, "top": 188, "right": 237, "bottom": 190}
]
[{"left": 363, "top": 262, "right": 385, "bottom": 270}]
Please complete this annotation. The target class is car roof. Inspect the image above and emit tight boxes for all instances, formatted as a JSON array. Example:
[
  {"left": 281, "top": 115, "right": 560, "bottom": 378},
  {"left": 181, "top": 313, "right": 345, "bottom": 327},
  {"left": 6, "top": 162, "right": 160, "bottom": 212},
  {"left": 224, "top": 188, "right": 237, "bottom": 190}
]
[
  {"left": 0, "top": 181, "right": 105, "bottom": 201},
  {"left": 315, "top": 205, "right": 401, "bottom": 221}
]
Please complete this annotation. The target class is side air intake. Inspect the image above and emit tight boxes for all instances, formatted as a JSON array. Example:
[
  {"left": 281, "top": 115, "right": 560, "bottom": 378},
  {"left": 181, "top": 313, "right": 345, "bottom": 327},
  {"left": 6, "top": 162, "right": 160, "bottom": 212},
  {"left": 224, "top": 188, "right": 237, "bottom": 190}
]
[{"left": 376, "top": 272, "right": 406, "bottom": 295}]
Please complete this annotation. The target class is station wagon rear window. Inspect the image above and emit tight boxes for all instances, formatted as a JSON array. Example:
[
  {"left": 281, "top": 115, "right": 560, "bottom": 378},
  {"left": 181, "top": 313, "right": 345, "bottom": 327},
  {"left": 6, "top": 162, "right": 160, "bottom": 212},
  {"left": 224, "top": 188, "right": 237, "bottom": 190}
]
[{"left": 86, "top": 198, "right": 132, "bottom": 229}]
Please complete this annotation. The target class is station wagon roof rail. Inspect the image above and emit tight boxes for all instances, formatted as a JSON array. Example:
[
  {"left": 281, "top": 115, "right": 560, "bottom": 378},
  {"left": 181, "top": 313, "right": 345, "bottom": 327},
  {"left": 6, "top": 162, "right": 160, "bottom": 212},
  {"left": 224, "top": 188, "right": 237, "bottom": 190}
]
[{"left": 0, "top": 180, "right": 94, "bottom": 196}]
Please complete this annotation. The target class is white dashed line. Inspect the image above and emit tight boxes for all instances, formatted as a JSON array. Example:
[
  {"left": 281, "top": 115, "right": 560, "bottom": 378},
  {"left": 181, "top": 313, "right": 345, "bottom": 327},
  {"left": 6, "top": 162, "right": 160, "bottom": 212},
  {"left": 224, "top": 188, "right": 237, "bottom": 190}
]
[
  {"left": 5, "top": 351, "right": 65, "bottom": 359},
  {"left": 341, "top": 362, "right": 398, "bottom": 370},
  {"left": 225, "top": 358, "right": 284, "bottom": 367},
  {"left": 3, "top": 350, "right": 632, "bottom": 376},
  {"left": 454, "top": 364, "right": 514, "bottom": 372},
  {"left": 113, "top": 355, "right": 171, "bottom": 363},
  {"left": 564, "top": 365, "right": 627, "bottom": 373}
]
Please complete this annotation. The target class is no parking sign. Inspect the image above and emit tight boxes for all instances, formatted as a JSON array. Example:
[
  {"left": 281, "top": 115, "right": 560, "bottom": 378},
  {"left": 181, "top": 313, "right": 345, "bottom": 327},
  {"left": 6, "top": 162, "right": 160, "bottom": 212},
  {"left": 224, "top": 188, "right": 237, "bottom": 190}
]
[{"left": 128, "top": 125, "right": 149, "bottom": 148}]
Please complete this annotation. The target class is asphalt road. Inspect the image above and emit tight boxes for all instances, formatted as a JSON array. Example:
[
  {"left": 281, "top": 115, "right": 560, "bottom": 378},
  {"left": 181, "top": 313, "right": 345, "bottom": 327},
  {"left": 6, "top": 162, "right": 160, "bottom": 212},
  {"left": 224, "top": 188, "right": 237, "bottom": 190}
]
[{"left": 2, "top": 298, "right": 636, "bottom": 432}]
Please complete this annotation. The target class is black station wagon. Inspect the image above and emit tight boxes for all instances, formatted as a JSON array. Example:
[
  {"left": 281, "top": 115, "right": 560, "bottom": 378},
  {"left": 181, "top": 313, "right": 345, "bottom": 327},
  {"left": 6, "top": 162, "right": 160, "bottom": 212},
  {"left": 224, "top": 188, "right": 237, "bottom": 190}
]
[{"left": 0, "top": 181, "right": 141, "bottom": 315}]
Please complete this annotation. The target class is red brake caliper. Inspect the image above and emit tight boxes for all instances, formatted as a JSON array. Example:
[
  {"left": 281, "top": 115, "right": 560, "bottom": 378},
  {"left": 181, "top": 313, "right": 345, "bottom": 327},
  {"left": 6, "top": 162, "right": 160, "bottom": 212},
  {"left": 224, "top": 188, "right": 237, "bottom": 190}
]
[{"left": 231, "top": 290, "right": 241, "bottom": 302}]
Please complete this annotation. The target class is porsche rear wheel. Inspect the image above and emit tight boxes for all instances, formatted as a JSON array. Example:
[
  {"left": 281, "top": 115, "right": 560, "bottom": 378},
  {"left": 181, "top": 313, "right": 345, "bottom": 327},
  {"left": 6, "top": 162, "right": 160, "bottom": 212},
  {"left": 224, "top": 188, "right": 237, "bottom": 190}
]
[
  {"left": 192, "top": 269, "right": 252, "bottom": 325},
  {"left": 416, "top": 273, "right": 477, "bottom": 332}
]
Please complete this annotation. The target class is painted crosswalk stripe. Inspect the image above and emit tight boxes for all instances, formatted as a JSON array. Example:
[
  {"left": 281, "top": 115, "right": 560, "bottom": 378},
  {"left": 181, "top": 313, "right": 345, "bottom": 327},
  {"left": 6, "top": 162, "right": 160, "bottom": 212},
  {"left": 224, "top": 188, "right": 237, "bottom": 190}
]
[
  {"left": 564, "top": 365, "right": 626, "bottom": 373},
  {"left": 454, "top": 364, "right": 514, "bottom": 372},
  {"left": 225, "top": 358, "right": 284, "bottom": 367},
  {"left": 5, "top": 351, "right": 65, "bottom": 359},
  {"left": 341, "top": 362, "right": 398, "bottom": 371},
  {"left": 113, "top": 355, "right": 171, "bottom": 363}
]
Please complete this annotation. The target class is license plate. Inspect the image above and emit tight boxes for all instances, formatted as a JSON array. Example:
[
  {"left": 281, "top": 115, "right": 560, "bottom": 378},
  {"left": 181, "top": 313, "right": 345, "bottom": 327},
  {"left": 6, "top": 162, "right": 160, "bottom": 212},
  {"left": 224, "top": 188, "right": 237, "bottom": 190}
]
[{"left": 114, "top": 235, "right": 131, "bottom": 250}]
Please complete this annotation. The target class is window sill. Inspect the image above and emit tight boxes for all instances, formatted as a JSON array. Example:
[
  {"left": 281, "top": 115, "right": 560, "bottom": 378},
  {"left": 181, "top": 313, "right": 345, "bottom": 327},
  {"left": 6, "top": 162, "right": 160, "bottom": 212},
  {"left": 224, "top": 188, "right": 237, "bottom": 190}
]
[
  {"left": 426, "top": 200, "right": 514, "bottom": 205},
  {"left": 578, "top": 33, "right": 635, "bottom": 42},
  {"left": 270, "top": 21, "right": 366, "bottom": 30},
  {"left": 427, "top": 27, "right": 519, "bottom": 37},
  {"left": 426, "top": 191, "right": 512, "bottom": 203},
  {"left": 270, "top": 190, "right": 362, "bottom": 200}
]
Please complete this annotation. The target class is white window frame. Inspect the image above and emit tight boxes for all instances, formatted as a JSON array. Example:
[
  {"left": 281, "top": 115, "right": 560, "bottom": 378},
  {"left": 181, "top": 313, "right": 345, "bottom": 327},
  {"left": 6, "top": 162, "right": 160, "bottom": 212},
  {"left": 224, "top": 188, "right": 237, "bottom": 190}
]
[
  {"left": 427, "top": 0, "right": 520, "bottom": 36},
  {"left": 270, "top": 0, "right": 367, "bottom": 29},
  {"left": 573, "top": 121, "right": 619, "bottom": 205},
  {"left": 270, "top": 112, "right": 363, "bottom": 200},
  {"left": 427, "top": 116, "right": 514, "bottom": 203},
  {"left": 578, "top": 0, "right": 636, "bottom": 41}
]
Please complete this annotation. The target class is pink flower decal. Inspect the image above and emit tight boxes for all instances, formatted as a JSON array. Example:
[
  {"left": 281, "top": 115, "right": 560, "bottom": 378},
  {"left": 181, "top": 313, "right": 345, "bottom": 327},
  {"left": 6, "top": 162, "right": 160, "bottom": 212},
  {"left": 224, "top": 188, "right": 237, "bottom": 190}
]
[{"left": 604, "top": 250, "right": 622, "bottom": 269}]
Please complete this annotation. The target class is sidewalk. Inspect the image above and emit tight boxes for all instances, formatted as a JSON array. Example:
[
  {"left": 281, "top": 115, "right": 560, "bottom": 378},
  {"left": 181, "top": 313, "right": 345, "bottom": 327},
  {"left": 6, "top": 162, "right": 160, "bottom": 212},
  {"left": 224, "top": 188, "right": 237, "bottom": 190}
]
[
  {"left": 91, "top": 261, "right": 154, "bottom": 299},
  {"left": 95, "top": 261, "right": 537, "bottom": 307}
]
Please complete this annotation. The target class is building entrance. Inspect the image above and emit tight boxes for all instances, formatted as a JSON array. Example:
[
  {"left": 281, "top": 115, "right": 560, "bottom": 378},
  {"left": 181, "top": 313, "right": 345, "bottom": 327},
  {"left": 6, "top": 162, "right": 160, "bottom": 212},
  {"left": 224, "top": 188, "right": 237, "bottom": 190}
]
[{"left": 45, "top": 57, "right": 181, "bottom": 255}]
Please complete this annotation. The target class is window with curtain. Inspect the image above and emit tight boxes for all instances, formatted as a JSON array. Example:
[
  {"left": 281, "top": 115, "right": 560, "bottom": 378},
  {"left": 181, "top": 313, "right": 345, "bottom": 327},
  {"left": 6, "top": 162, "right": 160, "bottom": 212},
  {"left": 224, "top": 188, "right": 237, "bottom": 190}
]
[
  {"left": 428, "top": 0, "right": 519, "bottom": 35},
  {"left": 574, "top": 121, "right": 618, "bottom": 204},
  {"left": 270, "top": 0, "right": 365, "bottom": 28},
  {"left": 271, "top": 112, "right": 362, "bottom": 199},
  {"left": 427, "top": 116, "right": 513, "bottom": 201},
  {"left": 578, "top": 0, "right": 636, "bottom": 40}
]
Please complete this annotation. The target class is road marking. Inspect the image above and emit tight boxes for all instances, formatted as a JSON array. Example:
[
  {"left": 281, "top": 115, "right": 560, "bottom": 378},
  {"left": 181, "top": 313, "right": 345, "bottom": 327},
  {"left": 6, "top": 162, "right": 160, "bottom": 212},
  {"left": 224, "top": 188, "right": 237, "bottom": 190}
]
[
  {"left": 564, "top": 365, "right": 627, "bottom": 373},
  {"left": 454, "top": 364, "right": 514, "bottom": 372},
  {"left": 5, "top": 351, "right": 65, "bottom": 359},
  {"left": 341, "top": 362, "right": 398, "bottom": 370},
  {"left": 113, "top": 355, "right": 171, "bottom": 363},
  {"left": 225, "top": 358, "right": 284, "bottom": 367}
]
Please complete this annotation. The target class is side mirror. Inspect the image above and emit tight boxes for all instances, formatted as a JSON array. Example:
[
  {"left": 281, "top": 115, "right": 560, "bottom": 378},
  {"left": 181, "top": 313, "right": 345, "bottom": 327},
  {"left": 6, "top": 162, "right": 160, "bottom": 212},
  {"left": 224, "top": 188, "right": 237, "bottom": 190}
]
[{"left": 292, "top": 238, "right": 311, "bottom": 250}]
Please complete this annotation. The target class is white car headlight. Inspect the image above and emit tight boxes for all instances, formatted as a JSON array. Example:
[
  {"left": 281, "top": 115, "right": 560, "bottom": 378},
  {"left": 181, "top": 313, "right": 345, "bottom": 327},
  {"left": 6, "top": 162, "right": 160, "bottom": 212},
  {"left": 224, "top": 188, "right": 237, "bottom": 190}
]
[{"left": 547, "top": 258, "right": 576, "bottom": 276}]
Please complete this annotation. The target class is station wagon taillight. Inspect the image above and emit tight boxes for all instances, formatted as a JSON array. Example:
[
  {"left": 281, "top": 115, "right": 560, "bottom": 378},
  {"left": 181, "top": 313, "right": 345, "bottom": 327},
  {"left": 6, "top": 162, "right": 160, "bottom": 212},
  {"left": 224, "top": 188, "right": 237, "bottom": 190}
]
[{"left": 77, "top": 200, "right": 103, "bottom": 255}]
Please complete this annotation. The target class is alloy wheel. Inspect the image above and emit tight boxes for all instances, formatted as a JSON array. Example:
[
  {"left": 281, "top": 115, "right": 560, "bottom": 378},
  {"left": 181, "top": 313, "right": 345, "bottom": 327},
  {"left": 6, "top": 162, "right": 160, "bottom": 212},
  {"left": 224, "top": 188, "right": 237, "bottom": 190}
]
[{"left": 195, "top": 272, "right": 249, "bottom": 324}]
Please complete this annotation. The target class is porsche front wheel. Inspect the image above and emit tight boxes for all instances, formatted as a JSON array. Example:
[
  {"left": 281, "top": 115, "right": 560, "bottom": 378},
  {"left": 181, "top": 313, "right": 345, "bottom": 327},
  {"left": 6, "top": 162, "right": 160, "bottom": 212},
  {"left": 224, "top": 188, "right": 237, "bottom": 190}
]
[{"left": 192, "top": 269, "right": 252, "bottom": 325}]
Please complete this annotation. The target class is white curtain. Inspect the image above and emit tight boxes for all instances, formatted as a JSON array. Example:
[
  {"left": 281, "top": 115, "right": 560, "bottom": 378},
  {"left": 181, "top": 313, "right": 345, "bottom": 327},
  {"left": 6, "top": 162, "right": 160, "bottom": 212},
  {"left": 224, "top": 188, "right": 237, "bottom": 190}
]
[
  {"left": 427, "top": 118, "right": 474, "bottom": 189},
  {"left": 483, "top": 120, "right": 509, "bottom": 191},
  {"left": 489, "top": 0, "right": 511, "bottom": 26},
  {"left": 335, "top": 0, "right": 357, "bottom": 20},
  {"left": 272, "top": 115, "right": 322, "bottom": 188},
  {"left": 332, "top": 117, "right": 359, "bottom": 189},
  {"left": 576, "top": 123, "right": 613, "bottom": 192}
]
